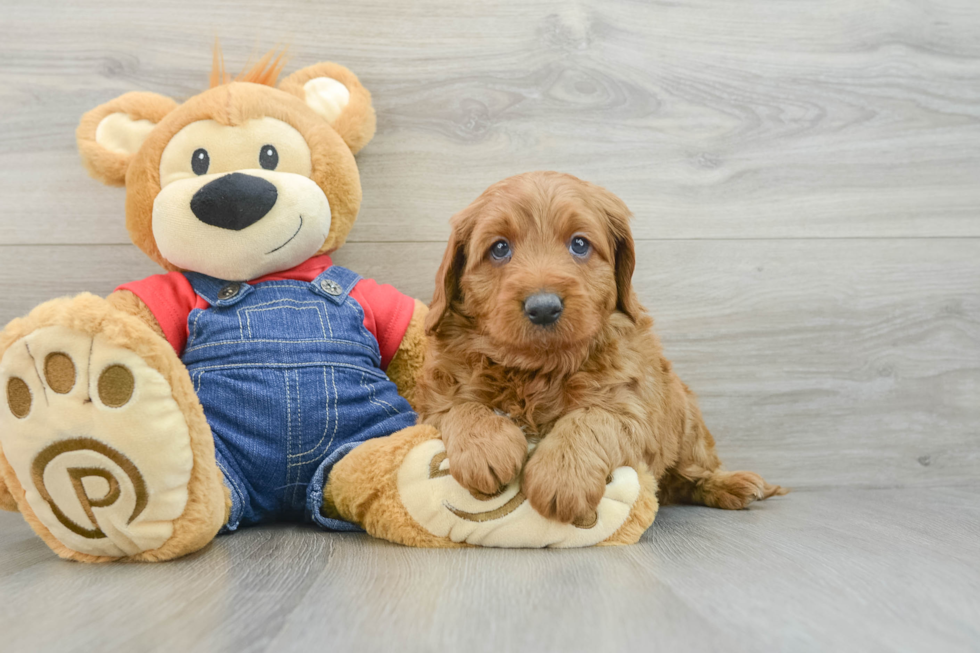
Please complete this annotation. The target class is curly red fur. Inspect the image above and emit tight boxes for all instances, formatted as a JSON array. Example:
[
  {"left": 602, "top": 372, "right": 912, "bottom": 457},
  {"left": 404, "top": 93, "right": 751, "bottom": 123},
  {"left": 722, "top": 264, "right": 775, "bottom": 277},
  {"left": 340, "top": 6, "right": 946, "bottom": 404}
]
[{"left": 417, "top": 171, "right": 786, "bottom": 522}]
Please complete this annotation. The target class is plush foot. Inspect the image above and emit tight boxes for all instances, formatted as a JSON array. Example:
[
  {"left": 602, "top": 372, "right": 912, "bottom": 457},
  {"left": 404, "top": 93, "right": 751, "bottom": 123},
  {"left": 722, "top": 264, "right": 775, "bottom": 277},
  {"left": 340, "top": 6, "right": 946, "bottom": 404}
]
[
  {"left": 0, "top": 294, "right": 226, "bottom": 561},
  {"left": 324, "top": 425, "right": 659, "bottom": 548},
  {"left": 0, "top": 473, "right": 16, "bottom": 512}
]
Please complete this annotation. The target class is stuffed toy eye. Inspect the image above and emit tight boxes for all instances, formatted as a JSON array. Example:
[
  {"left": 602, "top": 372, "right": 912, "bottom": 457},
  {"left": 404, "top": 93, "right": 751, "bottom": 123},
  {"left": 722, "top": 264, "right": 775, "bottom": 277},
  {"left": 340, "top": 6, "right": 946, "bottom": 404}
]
[
  {"left": 569, "top": 236, "right": 590, "bottom": 258},
  {"left": 191, "top": 148, "right": 209, "bottom": 175},
  {"left": 259, "top": 144, "right": 279, "bottom": 170}
]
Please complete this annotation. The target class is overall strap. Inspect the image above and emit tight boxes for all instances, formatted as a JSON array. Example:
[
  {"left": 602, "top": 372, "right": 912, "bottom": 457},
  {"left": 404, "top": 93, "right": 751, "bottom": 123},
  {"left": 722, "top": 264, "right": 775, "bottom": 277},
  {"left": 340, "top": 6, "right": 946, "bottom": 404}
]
[
  {"left": 309, "top": 265, "right": 362, "bottom": 305},
  {"left": 183, "top": 272, "right": 255, "bottom": 308}
]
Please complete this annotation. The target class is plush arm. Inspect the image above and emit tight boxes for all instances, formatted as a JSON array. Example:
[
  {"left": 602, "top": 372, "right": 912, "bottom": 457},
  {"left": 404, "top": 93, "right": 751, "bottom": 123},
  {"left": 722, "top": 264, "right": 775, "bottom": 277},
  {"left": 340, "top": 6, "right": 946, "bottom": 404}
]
[{"left": 385, "top": 299, "right": 428, "bottom": 412}]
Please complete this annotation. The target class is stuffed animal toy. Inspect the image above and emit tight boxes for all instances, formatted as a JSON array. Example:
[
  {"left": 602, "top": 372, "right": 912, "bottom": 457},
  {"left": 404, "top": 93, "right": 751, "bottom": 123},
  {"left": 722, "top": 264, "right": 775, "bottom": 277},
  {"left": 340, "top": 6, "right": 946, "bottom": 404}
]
[{"left": 0, "top": 48, "right": 658, "bottom": 561}]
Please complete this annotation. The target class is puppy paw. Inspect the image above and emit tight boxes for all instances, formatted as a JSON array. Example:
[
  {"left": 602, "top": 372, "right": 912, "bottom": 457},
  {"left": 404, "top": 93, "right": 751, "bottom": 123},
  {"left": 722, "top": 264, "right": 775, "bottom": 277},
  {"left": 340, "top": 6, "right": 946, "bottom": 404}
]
[
  {"left": 695, "top": 470, "right": 787, "bottom": 510},
  {"left": 444, "top": 419, "right": 528, "bottom": 497},
  {"left": 522, "top": 445, "right": 607, "bottom": 524}
]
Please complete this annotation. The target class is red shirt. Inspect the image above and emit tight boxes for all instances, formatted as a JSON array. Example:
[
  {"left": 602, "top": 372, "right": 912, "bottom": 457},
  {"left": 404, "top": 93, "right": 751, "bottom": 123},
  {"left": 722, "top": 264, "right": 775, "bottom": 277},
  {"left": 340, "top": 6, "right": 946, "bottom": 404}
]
[{"left": 117, "top": 255, "right": 415, "bottom": 370}]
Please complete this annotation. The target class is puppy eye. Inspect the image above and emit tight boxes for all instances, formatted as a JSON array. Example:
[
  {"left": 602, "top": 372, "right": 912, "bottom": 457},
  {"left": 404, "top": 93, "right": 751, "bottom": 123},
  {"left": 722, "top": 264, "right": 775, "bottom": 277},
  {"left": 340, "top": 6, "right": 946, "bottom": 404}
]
[
  {"left": 191, "top": 148, "right": 210, "bottom": 175},
  {"left": 569, "top": 236, "right": 591, "bottom": 258},
  {"left": 489, "top": 239, "right": 512, "bottom": 262},
  {"left": 259, "top": 144, "right": 279, "bottom": 170}
]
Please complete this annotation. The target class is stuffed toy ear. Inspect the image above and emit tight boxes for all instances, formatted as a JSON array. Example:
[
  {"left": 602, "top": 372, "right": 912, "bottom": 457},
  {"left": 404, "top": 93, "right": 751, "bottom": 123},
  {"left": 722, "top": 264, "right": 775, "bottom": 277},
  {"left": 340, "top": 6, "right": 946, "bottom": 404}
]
[
  {"left": 76, "top": 92, "right": 178, "bottom": 186},
  {"left": 278, "top": 63, "right": 376, "bottom": 154}
]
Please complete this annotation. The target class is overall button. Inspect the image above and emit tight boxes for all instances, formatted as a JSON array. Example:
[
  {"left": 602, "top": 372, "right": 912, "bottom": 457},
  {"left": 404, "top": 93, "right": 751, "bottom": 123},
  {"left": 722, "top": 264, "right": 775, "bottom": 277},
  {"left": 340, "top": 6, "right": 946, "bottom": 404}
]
[
  {"left": 218, "top": 283, "right": 241, "bottom": 300},
  {"left": 320, "top": 279, "right": 342, "bottom": 296}
]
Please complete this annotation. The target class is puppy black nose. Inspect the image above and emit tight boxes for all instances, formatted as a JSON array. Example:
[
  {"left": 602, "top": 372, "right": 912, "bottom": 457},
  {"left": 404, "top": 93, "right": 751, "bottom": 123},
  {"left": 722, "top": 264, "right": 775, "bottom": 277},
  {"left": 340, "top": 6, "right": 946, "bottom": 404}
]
[
  {"left": 190, "top": 172, "right": 278, "bottom": 231},
  {"left": 524, "top": 292, "right": 563, "bottom": 326}
]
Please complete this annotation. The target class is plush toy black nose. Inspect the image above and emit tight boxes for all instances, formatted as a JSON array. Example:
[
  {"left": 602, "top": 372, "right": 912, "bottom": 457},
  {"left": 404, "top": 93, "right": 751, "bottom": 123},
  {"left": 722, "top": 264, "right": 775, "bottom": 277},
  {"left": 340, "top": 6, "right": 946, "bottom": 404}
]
[
  {"left": 523, "top": 292, "right": 563, "bottom": 326},
  {"left": 190, "top": 172, "right": 278, "bottom": 231}
]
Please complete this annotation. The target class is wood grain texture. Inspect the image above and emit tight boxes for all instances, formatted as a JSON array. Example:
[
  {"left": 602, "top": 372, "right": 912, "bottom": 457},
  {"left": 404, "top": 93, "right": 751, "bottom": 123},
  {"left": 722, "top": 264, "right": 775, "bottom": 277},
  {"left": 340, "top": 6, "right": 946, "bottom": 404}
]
[
  {"left": 2, "top": 240, "right": 977, "bottom": 489},
  {"left": 1, "top": 0, "right": 979, "bottom": 650},
  {"left": 1, "top": 489, "right": 978, "bottom": 653},
  {"left": 4, "top": 0, "right": 980, "bottom": 245}
]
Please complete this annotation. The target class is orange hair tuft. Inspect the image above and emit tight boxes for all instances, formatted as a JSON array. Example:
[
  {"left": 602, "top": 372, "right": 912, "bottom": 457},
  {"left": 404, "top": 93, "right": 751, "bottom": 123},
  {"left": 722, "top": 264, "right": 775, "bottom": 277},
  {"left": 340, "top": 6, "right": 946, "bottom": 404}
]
[{"left": 210, "top": 38, "right": 289, "bottom": 89}]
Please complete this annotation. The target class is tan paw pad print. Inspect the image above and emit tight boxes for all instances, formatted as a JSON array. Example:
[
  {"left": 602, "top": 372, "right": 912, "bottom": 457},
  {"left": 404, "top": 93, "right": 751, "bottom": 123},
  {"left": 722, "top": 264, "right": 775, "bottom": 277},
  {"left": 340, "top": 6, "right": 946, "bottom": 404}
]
[
  {"left": 0, "top": 326, "right": 194, "bottom": 558},
  {"left": 397, "top": 439, "right": 641, "bottom": 548}
]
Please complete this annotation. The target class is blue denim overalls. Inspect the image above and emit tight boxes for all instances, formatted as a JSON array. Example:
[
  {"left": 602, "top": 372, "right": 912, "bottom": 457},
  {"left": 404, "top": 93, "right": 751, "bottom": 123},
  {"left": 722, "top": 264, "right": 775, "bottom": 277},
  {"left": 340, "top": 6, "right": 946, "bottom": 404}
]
[{"left": 180, "top": 265, "right": 417, "bottom": 531}]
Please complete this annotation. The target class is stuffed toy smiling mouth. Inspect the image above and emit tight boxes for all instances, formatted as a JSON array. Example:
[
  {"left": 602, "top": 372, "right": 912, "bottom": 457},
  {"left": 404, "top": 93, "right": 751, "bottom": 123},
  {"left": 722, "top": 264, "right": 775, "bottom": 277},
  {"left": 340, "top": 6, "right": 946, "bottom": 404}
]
[{"left": 266, "top": 215, "right": 304, "bottom": 255}]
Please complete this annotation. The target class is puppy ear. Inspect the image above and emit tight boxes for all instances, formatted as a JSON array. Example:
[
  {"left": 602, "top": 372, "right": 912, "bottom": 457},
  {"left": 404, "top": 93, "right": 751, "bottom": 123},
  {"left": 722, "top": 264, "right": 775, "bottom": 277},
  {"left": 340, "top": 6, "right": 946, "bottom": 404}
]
[
  {"left": 76, "top": 92, "right": 178, "bottom": 186},
  {"left": 279, "top": 63, "right": 376, "bottom": 154},
  {"left": 594, "top": 186, "right": 643, "bottom": 321},
  {"left": 425, "top": 214, "right": 472, "bottom": 335}
]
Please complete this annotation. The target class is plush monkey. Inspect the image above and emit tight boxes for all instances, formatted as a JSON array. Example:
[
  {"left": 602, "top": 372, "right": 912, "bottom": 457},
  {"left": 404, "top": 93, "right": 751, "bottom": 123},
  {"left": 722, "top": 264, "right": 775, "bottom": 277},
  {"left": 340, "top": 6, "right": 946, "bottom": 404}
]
[{"left": 0, "top": 49, "right": 657, "bottom": 561}]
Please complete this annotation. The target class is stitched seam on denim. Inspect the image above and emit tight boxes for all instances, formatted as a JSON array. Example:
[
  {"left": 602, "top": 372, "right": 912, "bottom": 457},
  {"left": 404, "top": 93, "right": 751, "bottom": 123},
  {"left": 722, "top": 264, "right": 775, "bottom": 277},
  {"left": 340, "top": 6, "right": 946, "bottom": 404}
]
[
  {"left": 240, "top": 297, "right": 325, "bottom": 310},
  {"left": 184, "top": 361, "right": 388, "bottom": 378},
  {"left": 346, "top": 295, "right": 383, "bottom": 364},
  {"left": 183, "top": 337, "right": 377, "bottom": 356},
  {"left": 242, "top": 282, "right": 307, "bottom": 290},
  {"left": 323, "top": 300, "right": 334, "bottom": 338},
  {"left": 187, "top": 309, "right": 206, "bottom": 349},
  {"left": 239, "top": 297, "right": 325, "bottom": 312},
  {"left": 285, "top": 368, "right": 297, "bottom": 506},
  {"left": 288, "top": 366, "right": 338, "bottom": 463},
  {"left": 231, "top": 296, "right": 332, "bottom": 336},
  {"left": 215, "top": 459, "right": 246, "bottom": 522},
  {"left": 334, "top": 270, "right": 360, "bottom": 296},
  {"left": 360, "top": 372, "right": 399, "bottom": 417},
  {"left": 243, "top": 304, "right": 327, "bottom": 340},
  {"left": 326, "top": 366, "right": 339, "bottom": 455},
  {"left": 291, "top": 369, "right": 304, "bottom": 506}
]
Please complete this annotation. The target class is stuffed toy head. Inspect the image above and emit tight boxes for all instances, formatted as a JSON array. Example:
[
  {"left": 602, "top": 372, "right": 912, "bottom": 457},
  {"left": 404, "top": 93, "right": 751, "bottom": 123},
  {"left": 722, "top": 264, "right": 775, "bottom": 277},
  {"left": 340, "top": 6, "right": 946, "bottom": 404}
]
[{"left": 76, "top": 48, "right": 375, "bottom": 281}]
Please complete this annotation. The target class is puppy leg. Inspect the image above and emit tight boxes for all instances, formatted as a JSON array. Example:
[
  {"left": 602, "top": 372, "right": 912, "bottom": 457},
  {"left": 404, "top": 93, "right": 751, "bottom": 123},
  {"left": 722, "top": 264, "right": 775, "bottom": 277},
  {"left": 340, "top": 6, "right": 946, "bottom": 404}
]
[
  {"left": 438, "top": 402, "right": 529, "bottom": 496},
  {"left": 660, "top": 399, "right": 786, "bottom": 510},
  {"left": 523, "top": 408, "right": 626, "bottom": 524}
]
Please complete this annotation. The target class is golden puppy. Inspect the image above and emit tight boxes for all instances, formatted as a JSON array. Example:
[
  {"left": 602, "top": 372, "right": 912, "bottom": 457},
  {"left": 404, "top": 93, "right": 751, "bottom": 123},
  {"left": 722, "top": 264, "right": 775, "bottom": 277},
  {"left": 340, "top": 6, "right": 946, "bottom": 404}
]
[{"left": 416, "top": 171, "right": 785, "bottom": 523}]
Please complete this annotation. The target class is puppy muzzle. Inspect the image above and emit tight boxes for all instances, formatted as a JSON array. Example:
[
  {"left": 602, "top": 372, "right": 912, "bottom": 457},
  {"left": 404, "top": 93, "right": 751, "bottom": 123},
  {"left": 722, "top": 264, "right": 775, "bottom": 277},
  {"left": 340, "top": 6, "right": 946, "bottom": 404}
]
[{"left": 523, "top": 292, "right": 563, "bottom": 326}]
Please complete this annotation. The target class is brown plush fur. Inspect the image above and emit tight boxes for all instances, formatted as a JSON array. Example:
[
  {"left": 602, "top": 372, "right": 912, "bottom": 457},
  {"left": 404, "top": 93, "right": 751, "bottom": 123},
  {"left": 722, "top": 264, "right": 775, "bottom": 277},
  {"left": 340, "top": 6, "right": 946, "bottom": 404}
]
[
  {"left": 76, "top": 92, "right": 179, "bottom": 187},
  {"left": 597, "top": 463, "right": 659, "bottom": 546},
  {"left": 385, "top": 300, "right": 429, "bottom": 412},
  {"left": 278, "top": 62, "right": 377, "bottom": 155},
  {"left": 106, "top": 289, "right": 167, "bottom": 340},
  {"left": 0, "top": 294, "right": 228, "bottom": 561},
  {"left": 0, "top": 461, "right": 16, "bottom": 512},
  {"left": 77, "top": 61, "right": 375, "bottom": 270},
  {"left": 417, "top": 171, "right": 786, "bottom": 523},
  {"left": 324, "top": 425, "right": 469, "bottom": 548},
  {"left": 6, "top": 54, "right": 375, "bottom": 560}
]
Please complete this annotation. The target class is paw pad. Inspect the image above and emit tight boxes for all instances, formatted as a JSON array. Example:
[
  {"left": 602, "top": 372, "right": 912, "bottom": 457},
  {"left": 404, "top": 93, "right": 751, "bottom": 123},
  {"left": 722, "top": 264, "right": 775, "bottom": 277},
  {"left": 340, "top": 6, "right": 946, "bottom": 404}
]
[
  {"left": 44, "top": 352, "right": 75, "bottom": 394},
  {"left": 97, "top": 364, "right": 134, "bottom": 408},
  {"left": 6, "top": 377, "right": 31, "bottom": 419},
  {"left": 0, "top": 325, "right": 196, "bottom": 557}
]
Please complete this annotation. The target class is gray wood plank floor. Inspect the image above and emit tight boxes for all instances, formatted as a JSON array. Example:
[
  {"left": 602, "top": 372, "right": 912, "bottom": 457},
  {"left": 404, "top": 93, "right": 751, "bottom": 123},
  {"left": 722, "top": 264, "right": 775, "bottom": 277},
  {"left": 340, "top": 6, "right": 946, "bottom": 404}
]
[
  {"left": 2, "top": 489, "right": 978, "bottom": 653},
  {"left": 0, "top": 0, "right": 978, "bottom": 651}
]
